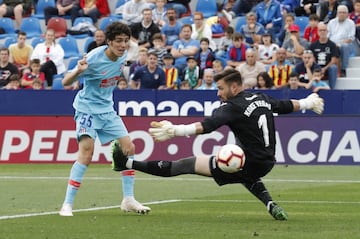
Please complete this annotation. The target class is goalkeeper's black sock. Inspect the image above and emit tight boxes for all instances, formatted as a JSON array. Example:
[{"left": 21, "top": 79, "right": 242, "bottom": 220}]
[
  {"left": 133, "top": 160, "right": 172, "bottom": 177},
  {"left": 243, "top": 179, "right": 273, "bottom": 206}
]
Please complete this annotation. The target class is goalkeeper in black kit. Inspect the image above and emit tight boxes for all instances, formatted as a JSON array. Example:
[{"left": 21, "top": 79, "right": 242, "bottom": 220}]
[{"left": 111, "top": 68, "right": 324, "bottom": 220}]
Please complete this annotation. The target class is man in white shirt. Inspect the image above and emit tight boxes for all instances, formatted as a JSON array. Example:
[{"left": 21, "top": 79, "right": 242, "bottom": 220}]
[{"left": 327, "top": 5, "right": 356, "bottom": 77}]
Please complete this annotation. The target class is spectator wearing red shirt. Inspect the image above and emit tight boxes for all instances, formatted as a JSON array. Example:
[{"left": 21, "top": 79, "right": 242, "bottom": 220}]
[{"left": 304, "top": 14, "right": 320, "bottom": 43}]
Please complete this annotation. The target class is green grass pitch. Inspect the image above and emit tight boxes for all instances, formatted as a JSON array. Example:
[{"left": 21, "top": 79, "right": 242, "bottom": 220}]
[{"left": 0, "top": 164, "right": 359, "bottom": 239}]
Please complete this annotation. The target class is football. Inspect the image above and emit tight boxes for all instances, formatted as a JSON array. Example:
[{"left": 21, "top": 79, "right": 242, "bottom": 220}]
[{"left": 216, "top": 144, "right": 246, "bottom": 173}]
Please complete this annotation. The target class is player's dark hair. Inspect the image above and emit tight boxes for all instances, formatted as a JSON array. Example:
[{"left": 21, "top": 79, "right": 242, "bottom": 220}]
[
  {"left": 214, "top": 68, "right": 242, "bottom": 85},
  {"left": 105, "top": 22, "right": 131, "bottom": 41}
]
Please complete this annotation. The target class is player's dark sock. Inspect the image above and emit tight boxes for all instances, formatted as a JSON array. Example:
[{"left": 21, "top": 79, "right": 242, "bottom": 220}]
[
  {"left": 243, "top": 179, "right": 273, "bottom": 206},
  {"left": 170, "top": 156, "right": 196, "bottom": 175},
  {"left": 133, "top": 160, "right": 173, "bottom": 177}
]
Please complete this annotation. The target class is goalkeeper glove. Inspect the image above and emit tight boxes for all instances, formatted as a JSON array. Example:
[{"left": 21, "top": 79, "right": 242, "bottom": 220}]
[
  {"left": 148, "top": 120, "right": 197, "bottom": 142},
  {"left": 298, "top": 93, "right": 324, "bottom": 114}
]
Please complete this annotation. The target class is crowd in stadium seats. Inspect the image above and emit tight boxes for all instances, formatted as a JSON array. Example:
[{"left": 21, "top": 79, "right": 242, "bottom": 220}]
[{"left": 0, "top": 0, "right": 360, "bottom": 90}]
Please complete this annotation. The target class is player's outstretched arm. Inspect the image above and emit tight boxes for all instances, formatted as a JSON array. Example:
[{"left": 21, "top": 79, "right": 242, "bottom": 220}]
[
  {"left": 149, "top": 120, "right": 203, "bottom": 142},
  {"left": 292, "top": 93, "right": 324, "bottom": 114},
  {"left": 62, "top": 55, "right": 88, "bottom": 86}
]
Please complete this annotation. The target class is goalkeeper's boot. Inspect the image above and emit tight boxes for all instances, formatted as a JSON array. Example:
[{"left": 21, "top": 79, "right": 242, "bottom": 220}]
[
  {"left": 269, "top": 202, "right": 288, "bottom": 220},
  {"left": 59, "top": 203, "right": 73, "bottom": 216},
  {"left": 120, "top": 197, "right": 151, "bottom": 215},
  {"left": 111, "top": 140, "right": 128, "bottom": 171}
]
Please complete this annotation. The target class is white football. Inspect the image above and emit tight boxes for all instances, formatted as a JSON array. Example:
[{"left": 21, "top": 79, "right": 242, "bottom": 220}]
[{"left": 216, "top": 144, "right": 246, "bottom": 173}]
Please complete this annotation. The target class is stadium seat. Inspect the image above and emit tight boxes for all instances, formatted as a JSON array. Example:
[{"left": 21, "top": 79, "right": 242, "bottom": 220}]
[
  {"left": 0, "top": 17, "right": 16, "bottom": 39},
  {"left": 58, "top": 35, "right": 81, "bottom": 59},
  {"left": 98, "top": 16, "right": 119, "bottom": 32},
  {"left": 31, "top": 36, "right": 45, "bottom": 48},
  {"left": 69, "top": 17, "right": 94, "bottom": 38},
  {"left": 179, "top": 3, "right": 192, "bottom": 18},
  {"left": 110, "top": 0, "right": 127, "bottom": 19},
  {"left": 32, "top": 0, "right": 56, "bottom": 19},
  {"left": 179, "top": 16, "right": 194, "bottom": 25},
  {"left": 51, "top": 76, "right": 64, "bottom": 90},
  {"left": 4, "top": 37, "right": 17, "bottom": 48},
  {"left": 67, "top": 56, "right": 79, "bottom": 71},
  {"left": 83, "top": 36, "right": 94, "bottom": 53},
  {"left": 19, "top": 17, "right": 43, "bottom": 39},
  {"left": 195, "top": 0, "right": 217, "bottom": 18},
  {"left": 235, "top": 16, "right": 247, "bottom": 33},
  {"left": 294, "top": 16, "right": 309, "bottom": 37},
  {"left": 47, "top": 17, "right": 67, "bottom": 38}
]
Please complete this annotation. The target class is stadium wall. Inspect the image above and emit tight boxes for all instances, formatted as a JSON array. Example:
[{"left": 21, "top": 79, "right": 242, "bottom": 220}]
[{"left": 0, "top": 90, "right": 359, "bottom": 165}]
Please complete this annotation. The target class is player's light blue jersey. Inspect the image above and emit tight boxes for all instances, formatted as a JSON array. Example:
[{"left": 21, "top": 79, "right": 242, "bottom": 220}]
[{"left": 73, "top": 46, "right": 126, "bottom": 114}]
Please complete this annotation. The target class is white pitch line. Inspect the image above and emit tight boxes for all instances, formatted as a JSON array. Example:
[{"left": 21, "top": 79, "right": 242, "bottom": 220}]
[{"left": 1, "top": 176, "right": 360, "bottom": 183}]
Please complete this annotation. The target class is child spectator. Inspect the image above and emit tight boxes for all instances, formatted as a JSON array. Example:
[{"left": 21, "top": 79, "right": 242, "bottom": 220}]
[
  {"left": 197, "top": 37, "right": 215, "bottom": 79},
  {"left": 310, "top": 68, "right": 330, "bottom": 92},
  {"left": 32, "top": 78, "right": 43, "bottom": 90},
  {"left": 117, "top": 76, "right": 129, "bottom": 90},
  {"left": 283, "top": 71, "right": 305, "bottom": 89},
  {"left": 304, "top": 14, "right": 320, "bottom": 43},
  {"left": 255, "top": 71, "right": 275, "bottom": 89},
  {"left": 212, "top": 59, "right": 224, "bottom": 74},
  {"left": 162, "top": 53, "right": 178, "bottom": 89},
  {"left": 179, "top": 80, "right": 191, "bottom": 90},
  {"left": 226, "top": 33, "right": 248, "bottom": 68},
  {"left": 215, "top": 26, "right": 234, "bottom": 59},
  {"left": 129, "top": 48, "right": 148, "bottom": 81},
  {"left": 152, "top": 0, "right": 168, "bottom": 29},
  {"left": 197, "top": 68, "right": 217, "bottom": 90},
  {"left": 183, "top": 56, "right": 200, "bottom": 89},
  {"left": 149, "top": 33, "right": 168, "bottom": 67},
  {"left": 277, "top": 13, "right": 295, "bottom": 46},
  {"left": 349, "top": 0, "right": 360, "bottom": 41},
  {"left": 21, "top": 59, "right": 45, "bottom": 89},
  {"left": 4, "top": 74, "right": 21, "bottom": 90},
  {"left": 256, "top": 31, "right": 279, "bottom": 67}
]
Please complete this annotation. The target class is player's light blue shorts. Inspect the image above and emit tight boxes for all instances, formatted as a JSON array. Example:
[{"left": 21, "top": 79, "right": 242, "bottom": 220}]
[{"left": 74, "top": 111, "right": 128, "bottom": 144}]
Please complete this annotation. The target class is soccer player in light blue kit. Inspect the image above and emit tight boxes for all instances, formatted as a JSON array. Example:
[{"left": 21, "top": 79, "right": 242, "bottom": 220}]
[{"left": 59, "top": 22, "right": 151, "bottom": 216}]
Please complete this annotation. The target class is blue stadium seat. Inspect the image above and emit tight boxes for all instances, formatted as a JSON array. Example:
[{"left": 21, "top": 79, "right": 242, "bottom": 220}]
[
  {"left": 235, "top": 16, "right": 247, "bottom": 33},
  {"left": 19, "top": 17, "right": 43, "bottom": 39},
  {"left": 83, "top": 36, "right": 94, "bottom": 53},
  {"left": 32, "top": 0, "right": 56, "bottom": 19},
  {"left": 195, "top": 0, "right": 217, "bottom": 18},
  {"left": 4, "top": 37, "right": 17, "bottom": 48},
  {"left": 110, "top": 0, "right": 127, "bottom": 19},
  {"left": 31, "top": 37, "right": 45, "bottom": 48},
  {"left": 67, "top": 56, "right": 79, "bottom": 71},
  {"left": 58, "top": 35, "right": 81, "bottom": 59},
  {"left": 51, "top": 76, "right": 64, "bottom": 90},
  {"left": 70, "top": 17, "right": 94, "bottom": 38},
  {"left": 0, "top": 17, "right": 16, "bottom": 39},
  {"left": 179, "top": 16, "right": 194, "bottom": 25},
  {"left": 98, "top": 16, "right": 120, "bottom": 32},
  {"left": 294, "top": 16, "right": 309, "bottom": 37}
]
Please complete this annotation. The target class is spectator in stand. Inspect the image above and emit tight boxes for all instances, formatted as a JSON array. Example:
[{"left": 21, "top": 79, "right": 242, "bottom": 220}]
[
  {"left": 254, "top": 71, "right": 275, "bottom": 89},
  {"left": 317, "top": 0, "right": 338, "bottom": 24},
  {"left": 129, "top": 47, "right": 148, "bottom": 81},
  {"left": 30, "top": 29, "right": 66, "bottom": 89},
  {"left": 165, "top": 0, "right": 189, "bottom": 18},
  {"left": 191, "top": 12, "right": 216, "bottom": 51},
  {"left": 44, "top": 0, "right": 80, "bottom": 25},
  {"left": 294, "top": 0, "right": 319, "bottom": 17},
  {"left": 294, "top": 49, "right": 321, "bottom": 87},
  {"left": 170, "top": 24, "right": 200, "bottom": 81},
  {"left": 196, "top": 37, "right": 215, "bottom": 79},
  {"left": 86, "top": 29, "right": 106, "bottom": 53},
  {"left": 120, "top": 0, "right": 151, "bottom": 25},
  {"left": 179, "top": 79, "right": 190, "bottom": 89},
  {"left": 280, "top": 0, "right": 300, "bottom": 13},
  {"left": 161, "top": 7, "right": 182, "bottom": 51},
  {"left": 303, "top": 14, "right": 320, "bottom": 43},
  {"left": 255, "top": 31, "right": 279, "bottom": 68},
  {"left": 277, "top": 13, "right": 295, "bottom": 47},
  {"left": 349, "top": 0, "right": 360, "bottom": 42},
  {"left": 310, "top": 22, "right": 339, "bottom": 89},
  {"left": 21, "top": 58, "right": 45, "bottom": 89},
  {"left": 117, "top": 76, "right": 129, "bottom": 90},
  {"left": 32, "top": 78, "right": 43, "bottom": 90},
  {"left": 239, "top": 11, "right": 265, "bottom": 47},
  {"left": 0, "top": 47, "right": 19, "bottom": 88},
  {"left": 8, "top": 31, "right": 33, "bottom": 75},
  {"left": 130, "top": 51, "right": 166, "bottom": 89},
  {"left": 268, "top": 48, "right": 293, "bottom": 88},
  {"left": 3, "top": 73, "right": 21, "bottom": 89},
  {"left": 149, "top": 33, "right": 168, "bottom": 67},
  {"left": 0, "top": 0, "right": 32, "bottom": 29},
  {"left": 229, "top": 0, "right": 262, "bottom": 17},
  {"left": 131, "top": 8, "right": 161, "bottom": 49},
  {"left": 226, "top": 32, "right": 248, "bottom": 68},
  {"left": 182, "top": 56, "right": 200, "bottom": 89},
  {"left": 309, "top": 67, "right": 330, "bottom": 92},
  {"left": 215, "top": 26, "right": 234, "bottom": 59},
  {"left": 212, "top": 59, "right": 224, "bottom": 74},
  {"left": 281, "top": 71, "right": 306, "bottom": 89},
  {"left": 77, "top": 0, "right": 110, "bottom": 25},
  {"left": 282, "top": 24, "right": 310, "bottom": 65},
  {"left": 327, "top": 5, "right": 356, "bottom": 77},
  {"left": 162, "top": 53, "right": 178, "bottom": 89},
  {"left": 236, "top": 48, "right": 266, "bottom": 89},
  {"left": 255, "top": 0, "right": 283, "bottom": 41},
  {"left": 152, "top": 0, "right": 168, "bottom": 29},
  {"left": 197, "top": 68, "right": 217, "bottom": 90}
]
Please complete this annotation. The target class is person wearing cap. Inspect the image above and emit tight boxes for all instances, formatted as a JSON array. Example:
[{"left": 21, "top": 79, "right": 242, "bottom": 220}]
[
  {"left": 282, "top": 24, "right": 310, "bottom": 65},
  {"left": 162, "top": 53, "right": 179, "bottom": 89},
  {"left": 239, "top": 12, "right": 265, "bottom": 46},
  {"left": 182, "top": 56, "right": 200, "bottom": 89}
]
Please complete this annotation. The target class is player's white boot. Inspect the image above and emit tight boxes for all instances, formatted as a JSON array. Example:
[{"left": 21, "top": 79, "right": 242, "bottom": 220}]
[
  {"left": 59, "top": 203, "right": 73, "bottom": 216},
  {"left": 120, "top": 197, "right": 151, "bottom": 214}
]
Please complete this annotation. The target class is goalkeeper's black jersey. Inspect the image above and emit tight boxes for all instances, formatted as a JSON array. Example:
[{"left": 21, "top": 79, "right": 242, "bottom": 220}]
[{"left": 201, "top": 91, "right": 293, "bottom": 161}]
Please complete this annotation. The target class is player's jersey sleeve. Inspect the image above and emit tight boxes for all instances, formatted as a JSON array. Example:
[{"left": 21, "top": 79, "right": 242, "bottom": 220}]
[{"left": 265, "top": 94, "right": 294, "bottom": 114}]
